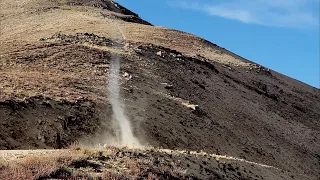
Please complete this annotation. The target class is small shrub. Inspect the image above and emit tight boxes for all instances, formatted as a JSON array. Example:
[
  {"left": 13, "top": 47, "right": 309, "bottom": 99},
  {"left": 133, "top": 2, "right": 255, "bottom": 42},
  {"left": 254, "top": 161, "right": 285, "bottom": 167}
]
[
  {"left": 147, "top": 172, "right": 158, "bottom": 180},
  {"left": 124, "top": 158, "right": 140, "bottom": 176},
  {"left": 70, "top": 141, "right": 80, "bottom": 150}
]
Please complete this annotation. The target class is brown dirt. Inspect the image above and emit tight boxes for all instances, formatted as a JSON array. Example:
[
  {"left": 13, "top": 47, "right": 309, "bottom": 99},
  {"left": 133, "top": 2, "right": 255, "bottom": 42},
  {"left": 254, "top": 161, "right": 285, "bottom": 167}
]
[{"left": 0, "top": 0, "right": 319, "bottom": 179}]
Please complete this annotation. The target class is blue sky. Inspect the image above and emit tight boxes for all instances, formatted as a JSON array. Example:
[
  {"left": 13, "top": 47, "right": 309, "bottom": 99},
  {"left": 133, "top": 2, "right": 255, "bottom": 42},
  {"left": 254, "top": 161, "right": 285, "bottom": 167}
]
[{"left": 116, "top": 0, "right": 320, "bottom": 88}]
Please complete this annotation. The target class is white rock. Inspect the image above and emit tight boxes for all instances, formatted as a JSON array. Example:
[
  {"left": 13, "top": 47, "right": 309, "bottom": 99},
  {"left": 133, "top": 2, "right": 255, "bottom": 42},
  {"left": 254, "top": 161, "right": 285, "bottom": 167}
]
[
  {"left": 156, "top": 51, "right": 162, "bottom": 56},
  {"left": 123, "top": 72, "right": 132, "bottom": 80}
]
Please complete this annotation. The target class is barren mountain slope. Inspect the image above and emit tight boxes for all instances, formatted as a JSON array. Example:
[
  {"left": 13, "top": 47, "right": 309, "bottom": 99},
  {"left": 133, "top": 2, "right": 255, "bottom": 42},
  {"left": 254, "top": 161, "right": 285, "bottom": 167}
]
[{"left": 0, "top": 0, "right": 319, "bottom": 179}]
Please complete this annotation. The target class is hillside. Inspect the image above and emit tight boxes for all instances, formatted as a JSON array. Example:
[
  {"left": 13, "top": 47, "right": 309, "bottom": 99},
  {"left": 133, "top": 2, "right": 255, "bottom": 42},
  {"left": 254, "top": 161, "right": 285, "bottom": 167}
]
[
  {"left": 0, "top": 0, "right": 319, "bottom": 179},
  {"left": 0, "top": 148, "right": 310, "bottom": 179}
]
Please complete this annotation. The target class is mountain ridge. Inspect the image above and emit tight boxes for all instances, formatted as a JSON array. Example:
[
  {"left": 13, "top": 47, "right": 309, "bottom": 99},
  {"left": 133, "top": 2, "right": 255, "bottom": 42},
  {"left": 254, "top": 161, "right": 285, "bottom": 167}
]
[{"left": 0, "top": 0, "right": 319, "bottom": 179}]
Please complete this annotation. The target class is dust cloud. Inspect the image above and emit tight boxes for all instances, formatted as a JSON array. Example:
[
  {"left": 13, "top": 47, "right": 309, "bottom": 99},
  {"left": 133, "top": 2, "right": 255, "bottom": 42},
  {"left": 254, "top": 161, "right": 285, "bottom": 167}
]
[{"left": 106, "top": 26, "right": 141, "bottom": 148}]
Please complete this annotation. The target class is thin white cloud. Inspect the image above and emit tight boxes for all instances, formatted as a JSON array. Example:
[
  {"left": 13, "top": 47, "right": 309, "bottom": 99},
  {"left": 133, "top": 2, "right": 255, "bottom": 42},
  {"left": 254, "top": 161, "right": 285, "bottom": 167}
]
[{"left": 168, "top": 0, "right": 320, "bottom": 28}]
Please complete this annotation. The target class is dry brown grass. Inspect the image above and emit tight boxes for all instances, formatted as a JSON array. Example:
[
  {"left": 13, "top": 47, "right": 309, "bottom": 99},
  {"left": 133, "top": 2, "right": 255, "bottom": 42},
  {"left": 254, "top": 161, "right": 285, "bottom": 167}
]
[
  {"left": 124, "top": 158, "right": 141, "bottom": 176},
  {"left": 0, "top": 147, "right": 182, "bottom": 179},
  {"left": 0, "top": 0, "right": 251, "bottom": 67},
  {"left": 0, "top": 151, "right": 86, "bottom": 180},
  {"left": 0, "top": 41, "right": 110, "bottom": 101},
  {"left": 0, "top": 147, "right": 300, "bottom": 180}
]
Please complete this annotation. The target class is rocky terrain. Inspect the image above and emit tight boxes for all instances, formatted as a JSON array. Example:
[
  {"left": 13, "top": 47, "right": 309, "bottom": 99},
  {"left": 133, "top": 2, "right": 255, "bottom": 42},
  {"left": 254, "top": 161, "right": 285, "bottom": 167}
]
[{"left": 0, "top": 0, "right": 319, "bottom": 179}]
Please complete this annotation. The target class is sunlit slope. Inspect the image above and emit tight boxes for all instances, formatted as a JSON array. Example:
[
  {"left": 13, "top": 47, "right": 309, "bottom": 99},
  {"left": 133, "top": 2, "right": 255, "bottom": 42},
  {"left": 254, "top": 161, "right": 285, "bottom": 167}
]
[{"left": 0, "top": 0, "right": 251, "bottom": 67}]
